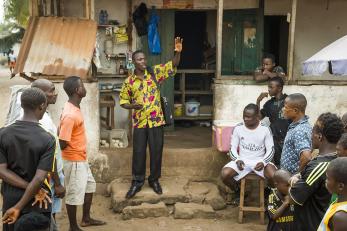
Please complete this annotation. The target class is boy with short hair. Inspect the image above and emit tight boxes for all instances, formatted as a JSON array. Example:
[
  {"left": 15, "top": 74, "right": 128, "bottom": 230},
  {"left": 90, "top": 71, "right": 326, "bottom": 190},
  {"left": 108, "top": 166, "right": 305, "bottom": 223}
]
[
  {"left": 59, "top": 76, "right": 105, "bottom": 231},
  {"left": 267, "top": 169, "right": 295, "bottom": 231},
  {"left": 254, "top": 53, "right": 285, "bottom": 83},
  {"left": 318, "top": 157, "right": 347, "bottom": 231},
  {"left": 0, "top": 88, "right": 56, "bottom": 231},
  {"left": 330, "top": 134, "right": 347, "bottom": 204},
  {"left": 256, "top": 77, "right": 290, "bottom": 167},
  {"left": 221, "top": 104, "right": 276, "bottom": 192}
]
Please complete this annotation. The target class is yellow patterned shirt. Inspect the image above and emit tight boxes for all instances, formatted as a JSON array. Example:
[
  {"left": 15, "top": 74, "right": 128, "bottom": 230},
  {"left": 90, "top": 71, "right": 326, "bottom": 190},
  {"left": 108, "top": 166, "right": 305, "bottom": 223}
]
[{"left": 120, "top": 61, "right": 176, "bottom": 128}]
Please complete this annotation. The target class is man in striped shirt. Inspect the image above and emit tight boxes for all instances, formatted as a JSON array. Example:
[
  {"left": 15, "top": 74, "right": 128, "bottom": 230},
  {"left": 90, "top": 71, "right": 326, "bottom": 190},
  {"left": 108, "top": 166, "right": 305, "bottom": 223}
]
[{"left": 221, "top": 104, "right": 277, "bottom": 193}]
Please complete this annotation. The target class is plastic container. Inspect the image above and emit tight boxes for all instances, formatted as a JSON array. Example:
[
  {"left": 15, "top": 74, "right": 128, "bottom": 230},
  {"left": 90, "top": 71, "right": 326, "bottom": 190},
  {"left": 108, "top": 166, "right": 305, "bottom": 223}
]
[
  {"left": 174, "top": 104, "right": 183, "bottom": 117},
  {"left": 212, "top": 120, "right": 235, "bottom": 152},
  {"left": 185, "top": 100, "right": 200, "bottom": 116}
]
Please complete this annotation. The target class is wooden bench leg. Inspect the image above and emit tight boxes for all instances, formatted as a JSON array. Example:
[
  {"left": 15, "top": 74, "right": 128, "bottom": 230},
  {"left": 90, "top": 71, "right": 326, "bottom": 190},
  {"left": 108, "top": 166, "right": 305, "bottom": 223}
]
[
  {"left": 111, "top": 106, "right": 115, "bottom": 129},
  {"left": 259, "top": 179, "right": 265, "bottom": 224},
  {"left": 238, "top": 178, "right": 246, "bottom": 223}
]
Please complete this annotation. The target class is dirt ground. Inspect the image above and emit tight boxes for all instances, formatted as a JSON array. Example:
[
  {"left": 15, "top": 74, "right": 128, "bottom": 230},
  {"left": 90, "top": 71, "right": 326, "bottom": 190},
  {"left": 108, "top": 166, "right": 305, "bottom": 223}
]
[
  {"left": 0, "top": 193, "right": 266, "bottom": 231},
  {"left": 54, "top": 194, "right": 266, "bottom": 231}
]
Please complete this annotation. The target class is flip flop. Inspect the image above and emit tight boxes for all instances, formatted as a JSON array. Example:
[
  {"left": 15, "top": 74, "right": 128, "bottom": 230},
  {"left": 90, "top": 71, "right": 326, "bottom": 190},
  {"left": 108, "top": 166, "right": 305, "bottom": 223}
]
[{"left": 80, "top": 219, "right": 106, "bottom": 227}]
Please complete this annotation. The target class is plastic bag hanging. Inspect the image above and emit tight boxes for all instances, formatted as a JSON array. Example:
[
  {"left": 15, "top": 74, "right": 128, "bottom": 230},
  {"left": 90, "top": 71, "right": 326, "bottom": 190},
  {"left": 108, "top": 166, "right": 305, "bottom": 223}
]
[{"left": 148, "top": 10, "right": 161, "bottom": 54}]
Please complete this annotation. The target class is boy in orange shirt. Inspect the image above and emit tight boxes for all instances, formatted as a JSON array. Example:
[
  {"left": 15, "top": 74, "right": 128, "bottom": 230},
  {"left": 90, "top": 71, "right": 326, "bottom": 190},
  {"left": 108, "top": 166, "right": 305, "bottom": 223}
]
[{"left": 59, "top": 76, "right": 105, "bottom": 231}]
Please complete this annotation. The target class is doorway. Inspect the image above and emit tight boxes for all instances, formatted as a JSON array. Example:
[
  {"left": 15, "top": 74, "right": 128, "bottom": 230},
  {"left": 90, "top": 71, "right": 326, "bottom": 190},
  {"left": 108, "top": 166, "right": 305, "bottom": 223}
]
[
  {"left": 175, "top": 11, "right": 206, "bottom": 68},
  {"left": 164, "top": 11, "right": 213, "bottom": 148},
  {"left": 264, "top": 16, "right": 289, "bottom": 72}
]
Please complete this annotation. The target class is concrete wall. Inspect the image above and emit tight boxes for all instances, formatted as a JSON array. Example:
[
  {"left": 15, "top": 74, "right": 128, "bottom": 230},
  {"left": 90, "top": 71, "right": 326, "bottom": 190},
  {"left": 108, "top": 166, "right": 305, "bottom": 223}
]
[
  {"left": 265, "top": 0, "right": 291, "bottom": 15},
  {"left": 214, "top": 83, "right": 347, "bottom": 126},
  {"left": 293, "top": 0, "right": 347, "bottom": 78},
  {"left": 98, "top": 147, "right": 228, "bottom": 183}
]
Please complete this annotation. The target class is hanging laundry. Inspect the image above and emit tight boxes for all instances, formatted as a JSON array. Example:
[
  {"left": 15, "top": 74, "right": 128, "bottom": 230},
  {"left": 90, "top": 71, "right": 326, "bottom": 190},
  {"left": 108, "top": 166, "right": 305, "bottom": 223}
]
[
  {"left": 148, "top": 10, "right": 161, "bottom": 54},
  {"left": 132, "top": 3, "right": 148, "bottom": 36}
]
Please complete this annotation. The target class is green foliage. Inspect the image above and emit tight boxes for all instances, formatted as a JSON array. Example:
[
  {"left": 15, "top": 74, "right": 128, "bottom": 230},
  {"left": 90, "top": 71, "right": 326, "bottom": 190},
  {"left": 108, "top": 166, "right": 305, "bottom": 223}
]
[
  {"left": 4, "top": 0, "right": 29, "bottom": 27},
  {"left": 0, "top": 23, "right": 25, "bottom": 52}
]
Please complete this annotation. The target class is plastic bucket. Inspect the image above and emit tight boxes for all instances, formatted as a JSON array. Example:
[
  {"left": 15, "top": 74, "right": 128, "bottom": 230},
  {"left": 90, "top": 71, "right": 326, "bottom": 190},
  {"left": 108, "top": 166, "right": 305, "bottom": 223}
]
[
  {"left": 174, "top": 104, "right": 183, "bottom": 117},
  {"left": 185, "top": 101, "right": 200, "bottom": 116}
]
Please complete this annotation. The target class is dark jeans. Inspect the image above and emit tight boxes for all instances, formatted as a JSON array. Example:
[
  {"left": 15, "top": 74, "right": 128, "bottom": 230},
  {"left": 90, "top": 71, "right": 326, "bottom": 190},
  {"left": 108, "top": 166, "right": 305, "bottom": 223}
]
[
  {"left": 132, "top": 126, "right": 164, "bottom": 185},
  {"left": 3, "top": 211, "right": 51, "bottom": 231}
]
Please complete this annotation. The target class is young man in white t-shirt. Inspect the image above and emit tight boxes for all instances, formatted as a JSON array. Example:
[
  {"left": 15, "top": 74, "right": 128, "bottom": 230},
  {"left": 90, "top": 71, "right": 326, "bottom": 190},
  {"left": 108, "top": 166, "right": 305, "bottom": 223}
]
[{"left": 221, "top": 104, "right": 277, "bottom": 192}]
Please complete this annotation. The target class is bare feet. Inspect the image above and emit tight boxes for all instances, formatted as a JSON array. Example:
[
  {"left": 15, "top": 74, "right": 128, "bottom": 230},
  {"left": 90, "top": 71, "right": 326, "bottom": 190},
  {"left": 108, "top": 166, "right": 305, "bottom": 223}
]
[
  {"left": 80, "top": 218, "right": 106, "bottom": 227},
  {"left": 69, "top": 227, "right": 84, "bottom": 231}
]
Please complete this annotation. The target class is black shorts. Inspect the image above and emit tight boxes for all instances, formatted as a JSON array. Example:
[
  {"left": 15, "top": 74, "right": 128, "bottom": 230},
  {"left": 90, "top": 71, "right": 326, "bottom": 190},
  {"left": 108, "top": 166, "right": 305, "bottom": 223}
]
[{"left": 3, "top": 211, "right": 51, "bottom": 231}]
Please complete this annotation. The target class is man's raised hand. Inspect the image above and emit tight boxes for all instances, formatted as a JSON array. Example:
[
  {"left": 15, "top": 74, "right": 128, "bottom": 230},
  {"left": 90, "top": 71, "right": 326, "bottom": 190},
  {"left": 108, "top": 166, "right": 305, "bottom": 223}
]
[{"left": 174, "top": 37, "right": 183, "bottom": 52}]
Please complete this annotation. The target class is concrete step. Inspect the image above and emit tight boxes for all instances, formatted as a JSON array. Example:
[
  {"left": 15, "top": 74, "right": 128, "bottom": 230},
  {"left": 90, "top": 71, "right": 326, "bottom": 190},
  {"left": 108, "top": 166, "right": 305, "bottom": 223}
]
[
  {"left": 185, "top": 181, "right": 226, "bottom": 210},
  {"left": 122, "top": 202, "right": 169, "bottom": 220},
  {"left": 174, "top": 203, "right": 216, "bottom": 219},
  {"left": 108, "top": 178, "right": 227, "bottom": 214},
  {"left": 108, "top": 178, "right": 190, "bottom": 213}
]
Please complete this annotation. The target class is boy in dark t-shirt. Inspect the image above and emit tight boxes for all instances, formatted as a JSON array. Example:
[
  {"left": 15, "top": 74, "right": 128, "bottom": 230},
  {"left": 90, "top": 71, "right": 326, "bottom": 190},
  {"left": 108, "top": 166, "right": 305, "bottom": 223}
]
[
  {"left": 254, "top": 53, "right": 285, "bottom": 83},
  {"left": 267, "top": 169, "right": 294, "bottom": 231},
  {"left": 0, "top": 88, "right": 56, "bottom": 231},
  {"left": 288, "top": 113, "right": 344, "bottom": 231},
  {"left": 257, "top": 77, "right": 290, "bottom": 167}
]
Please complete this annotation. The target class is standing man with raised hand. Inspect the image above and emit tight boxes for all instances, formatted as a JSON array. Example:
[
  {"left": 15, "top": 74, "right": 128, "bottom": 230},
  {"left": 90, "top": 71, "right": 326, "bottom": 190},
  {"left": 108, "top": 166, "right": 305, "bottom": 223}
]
[
  {"left": 120, "top": 37, "right": 183, "bottom": 199},
  {"left": 59, "top": 76, "right": 105, "bottom": 231}
]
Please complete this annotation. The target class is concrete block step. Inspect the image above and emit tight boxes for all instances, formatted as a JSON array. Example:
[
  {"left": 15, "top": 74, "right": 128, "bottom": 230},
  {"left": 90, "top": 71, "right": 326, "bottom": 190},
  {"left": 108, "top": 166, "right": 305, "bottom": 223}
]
[
  {"left": 108, "top": 178, "right": 226, "bottom": 213},
  {"left": 122, "top": 202, "right": 169, "bottom": 220},
  {"left": 109, "top": 178, "right": 190, "bottom": 213},
  {"left": 174, "top": 203, "right": 216, "bottom": 219}
]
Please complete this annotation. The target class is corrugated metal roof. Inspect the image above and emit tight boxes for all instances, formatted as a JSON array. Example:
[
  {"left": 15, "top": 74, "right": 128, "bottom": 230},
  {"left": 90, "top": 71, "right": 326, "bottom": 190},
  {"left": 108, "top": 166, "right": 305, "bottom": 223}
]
[{"left": 14, "top": 17, "right": 97, "bottom": 79}]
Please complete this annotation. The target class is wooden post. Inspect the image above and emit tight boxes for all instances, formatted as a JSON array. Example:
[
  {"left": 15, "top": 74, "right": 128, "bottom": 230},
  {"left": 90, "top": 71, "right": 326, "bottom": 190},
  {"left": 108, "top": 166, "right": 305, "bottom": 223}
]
[
  {"left": 257, "top": 0, "right": 264, "bottom": 65},
  {"left": 29, "top": 0, "right": 39, "bottom": 17},
  {"left": 127, "top": 0, "right": 133, "bottom": 49},
  {"left": 90, "top": 0, "right": 95, "bottom": 20},
  {"left": 287, "top": 0, "right": 297, "bottom": 82},
  {"left": 84, "top": 0, "right": 91, "bottom": 19},
  {"left": 216, "top": 0, "right": 223, "bottom": 79},
  {"left": 46, "top": 0, "right": 52, "bottom": 16},
  {"left": 60, "top": 0, "right": 64, "bottom": 17},
  {"left": 181, "top": 73, "right": 186, "bottom": 108}
]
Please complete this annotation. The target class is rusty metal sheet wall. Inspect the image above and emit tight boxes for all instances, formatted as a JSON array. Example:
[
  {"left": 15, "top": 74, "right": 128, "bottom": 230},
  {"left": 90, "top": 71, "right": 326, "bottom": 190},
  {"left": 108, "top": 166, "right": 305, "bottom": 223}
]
[{"left": 14, "top": 17, "right": 97, "bottom": 79}]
